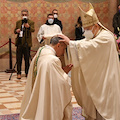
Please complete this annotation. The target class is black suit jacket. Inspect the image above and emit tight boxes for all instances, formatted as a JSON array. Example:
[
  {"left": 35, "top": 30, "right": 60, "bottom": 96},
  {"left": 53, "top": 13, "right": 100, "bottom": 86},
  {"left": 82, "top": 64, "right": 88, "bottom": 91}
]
[{"left": 14, "top": 19, "right": 35, "bottom": 47}]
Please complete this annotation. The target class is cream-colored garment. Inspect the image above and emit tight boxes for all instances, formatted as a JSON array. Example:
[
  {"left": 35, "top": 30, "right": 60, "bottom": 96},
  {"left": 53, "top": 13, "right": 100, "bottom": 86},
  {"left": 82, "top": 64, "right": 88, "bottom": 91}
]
[
  {"left": 39, "top": 37, "right": 52, "bottom": 46},
  {"left": 37, "top": 24, "right": 62, "bottom": 43},
  {"left": 19, "top": 46, "right": 72, "bottom": 120},
  {"left": 44, "top": 37, "right": 51, "bottom": 45},
  {"left": 67, "top": 29, "right": 120, "bottom": 120}
]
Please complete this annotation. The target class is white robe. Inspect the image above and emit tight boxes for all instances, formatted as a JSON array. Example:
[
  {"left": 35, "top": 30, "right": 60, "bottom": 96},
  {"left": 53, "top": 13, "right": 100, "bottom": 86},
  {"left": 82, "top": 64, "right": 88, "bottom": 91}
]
[
  {"left": 37, "top": 24, "right": 62, "bottom": 44},
  {"left": 67, "top": 29, "right": 120, "bottom": 120},
  {"left": 19, "top": 45, "right": 72, "bottom": 120}
]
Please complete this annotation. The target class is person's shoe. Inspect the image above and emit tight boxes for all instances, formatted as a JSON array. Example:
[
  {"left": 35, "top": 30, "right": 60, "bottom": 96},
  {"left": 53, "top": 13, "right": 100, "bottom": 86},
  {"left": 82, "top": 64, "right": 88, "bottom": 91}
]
[
  {"left": 17, "top": 74, "right": 21, "bottom": 79},
  {"left": 25, "top": 74, "right": 28, "bottom": 77}
]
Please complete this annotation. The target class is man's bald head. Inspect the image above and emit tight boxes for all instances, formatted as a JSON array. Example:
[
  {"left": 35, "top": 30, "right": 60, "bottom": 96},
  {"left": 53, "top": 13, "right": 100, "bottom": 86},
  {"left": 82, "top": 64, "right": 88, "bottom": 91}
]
[{"left": 50, "top": 36, "right": 67, "bottom": 57}]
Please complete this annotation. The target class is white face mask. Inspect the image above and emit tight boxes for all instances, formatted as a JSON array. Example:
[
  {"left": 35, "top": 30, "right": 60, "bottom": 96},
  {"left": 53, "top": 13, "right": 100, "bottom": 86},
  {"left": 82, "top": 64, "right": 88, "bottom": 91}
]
[
  {"left": 22, "top": 16, "right": 27, "bottom": 19},
  {"left": 48, "top": 19, "right": 54, "bottom": 24},
  {"left": 84, "top": 26, "right": 94, "bottom": 39},
  {"left": 54, "top": 14, "right": 58, "bottom": 18}
]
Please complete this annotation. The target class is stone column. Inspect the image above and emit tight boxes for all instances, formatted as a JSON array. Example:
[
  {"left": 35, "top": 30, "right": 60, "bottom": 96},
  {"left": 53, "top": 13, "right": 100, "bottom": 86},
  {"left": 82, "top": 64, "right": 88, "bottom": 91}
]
[{"left": 108, "top": 0, "right": 118, "bottom": 32}]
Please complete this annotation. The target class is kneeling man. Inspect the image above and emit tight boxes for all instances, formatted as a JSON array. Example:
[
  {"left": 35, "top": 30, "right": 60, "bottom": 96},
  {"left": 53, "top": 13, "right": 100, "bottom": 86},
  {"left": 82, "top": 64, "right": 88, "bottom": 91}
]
[{"left": 19, "top": 36, "right": 73, "bottom": 120}]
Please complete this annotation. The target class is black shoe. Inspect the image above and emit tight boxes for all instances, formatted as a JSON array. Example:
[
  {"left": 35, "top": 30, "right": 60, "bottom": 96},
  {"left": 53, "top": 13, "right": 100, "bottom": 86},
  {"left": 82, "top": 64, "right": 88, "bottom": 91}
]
[{"left": 25, "top": 74, "right": 28, "bottom": 77}]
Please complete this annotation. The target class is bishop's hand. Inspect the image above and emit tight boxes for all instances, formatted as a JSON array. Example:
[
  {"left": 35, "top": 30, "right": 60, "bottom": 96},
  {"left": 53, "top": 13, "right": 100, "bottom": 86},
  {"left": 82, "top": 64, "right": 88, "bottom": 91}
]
[{"left": 58, "top": 34, "right": 70, "bottom": 45}]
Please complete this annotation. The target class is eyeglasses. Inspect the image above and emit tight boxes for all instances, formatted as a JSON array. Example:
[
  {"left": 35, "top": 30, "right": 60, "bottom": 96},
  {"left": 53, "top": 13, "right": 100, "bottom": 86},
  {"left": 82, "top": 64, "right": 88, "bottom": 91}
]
[
  {"left": 48, "top": 17, "right": 54, "bottom": 19},
  {"left": 22, "top": 14, "right": 27, "bottom": 16},
  {"left": 48, "top": 16, "right": 54, "bottom": 19},
  {"left": 53, "top": 13, "right": 58, "bottom": 15}
]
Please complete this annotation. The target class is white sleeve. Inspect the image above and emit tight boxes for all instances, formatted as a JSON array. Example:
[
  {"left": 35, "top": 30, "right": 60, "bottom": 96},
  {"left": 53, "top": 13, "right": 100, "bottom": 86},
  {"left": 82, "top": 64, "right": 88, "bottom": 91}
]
[
  {"left": 58, "top": 26, "right": 62, "bottom": 34},
  {"left": 37, "top": 26, "right": 44, "bottom": 43},
  {"left": 69, "top": 41, "right": 79, "bottom": 68}
]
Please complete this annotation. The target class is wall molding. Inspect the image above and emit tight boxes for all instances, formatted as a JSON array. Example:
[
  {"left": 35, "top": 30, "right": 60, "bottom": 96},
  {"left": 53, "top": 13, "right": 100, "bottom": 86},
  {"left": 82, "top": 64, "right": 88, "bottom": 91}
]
[
  {"left": 44, "top": 0, "right": 71, "bottom": 3},
  {"left": 7, "top": 0, "right": 33, "bottom": 2},
  {"left": 79, "top": 0, "right": 107, "bottom": 3}
]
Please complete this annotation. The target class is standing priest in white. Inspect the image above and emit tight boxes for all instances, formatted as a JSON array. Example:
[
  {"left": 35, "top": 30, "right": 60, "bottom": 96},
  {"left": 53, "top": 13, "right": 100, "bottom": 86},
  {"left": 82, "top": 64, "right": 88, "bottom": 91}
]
[
  {"left": 19, "top": 36, "right": 73, "bottom": 120},
  {"left": 59, "top": 3, "right": 120, "bottom": 120},
  {"left": 37, "top": 14, "right": 62, "bottom": 45}
]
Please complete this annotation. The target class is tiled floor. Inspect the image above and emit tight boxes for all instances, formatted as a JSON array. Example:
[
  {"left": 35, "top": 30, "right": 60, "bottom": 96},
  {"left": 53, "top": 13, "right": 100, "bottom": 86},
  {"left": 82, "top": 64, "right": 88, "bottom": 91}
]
[{"left": 0, "top": 72, "right": 79, "bottom": 115}]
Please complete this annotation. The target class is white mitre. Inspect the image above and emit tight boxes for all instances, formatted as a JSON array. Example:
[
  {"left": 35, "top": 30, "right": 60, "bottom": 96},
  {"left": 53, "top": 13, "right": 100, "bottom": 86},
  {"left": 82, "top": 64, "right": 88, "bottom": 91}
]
[{"left": 79, "top": 3, "right": 109, "bottom": 31}]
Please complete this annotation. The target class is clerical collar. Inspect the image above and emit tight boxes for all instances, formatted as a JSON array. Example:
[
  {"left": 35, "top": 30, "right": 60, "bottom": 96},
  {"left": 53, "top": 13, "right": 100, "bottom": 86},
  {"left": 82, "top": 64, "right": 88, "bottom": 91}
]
[{"left": 45, "top": 45, "right": 56, "bottom": 54}]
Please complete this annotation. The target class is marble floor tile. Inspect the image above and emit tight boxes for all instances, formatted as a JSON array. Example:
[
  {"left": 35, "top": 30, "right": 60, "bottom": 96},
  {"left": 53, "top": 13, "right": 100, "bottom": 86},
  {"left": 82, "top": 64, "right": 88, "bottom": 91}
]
[{"left": 0, "top": 72, "right": 79, "bottom": 115}]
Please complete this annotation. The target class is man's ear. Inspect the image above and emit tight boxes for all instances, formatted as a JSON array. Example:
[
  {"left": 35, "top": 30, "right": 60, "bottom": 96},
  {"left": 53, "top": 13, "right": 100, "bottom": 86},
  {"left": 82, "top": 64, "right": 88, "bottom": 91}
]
[{"left": 57, "top": 43, "right": 60, "bottom": 47}]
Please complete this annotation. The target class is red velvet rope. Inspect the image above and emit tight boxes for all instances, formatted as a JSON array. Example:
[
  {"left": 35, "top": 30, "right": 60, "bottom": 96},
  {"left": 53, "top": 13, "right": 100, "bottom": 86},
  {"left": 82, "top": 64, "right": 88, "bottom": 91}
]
[
  {"left": 30, "top": 50, "right": 37, "bottom": 52},
  {"left": 0, "top": 41, "right": 37, "bottom": 53},
  {"left": 11, "top": 41, "right": 15, "bottom": 45},
  {"left": 0, "top": 41, "right": 9, "bottom": 49}
]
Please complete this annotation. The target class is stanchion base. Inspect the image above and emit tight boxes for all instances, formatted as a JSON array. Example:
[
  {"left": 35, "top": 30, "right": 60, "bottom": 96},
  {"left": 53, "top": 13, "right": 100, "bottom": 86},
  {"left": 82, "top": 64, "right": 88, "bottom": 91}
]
[{"left": 5, "top": 69, "right": 16, "bottom": 73}]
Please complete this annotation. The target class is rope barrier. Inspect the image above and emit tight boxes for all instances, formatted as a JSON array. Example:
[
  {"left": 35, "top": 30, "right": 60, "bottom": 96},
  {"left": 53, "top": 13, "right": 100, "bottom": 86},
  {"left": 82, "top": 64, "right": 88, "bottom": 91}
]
[
  {"left": 0, "top": 41, "right": 37, "bottom": 53},
  {"left": 11, "top": 41, "right": 15, "bottom": 45},
  {"left": 0, "top": 38, "right": 37, "bottom": 74},
  {"left": 11, "top": 41, "right": 37, "bottom": 52},
  {"left": 30, "top": 49, "right": 37, "bottom": 52},
  {"left": 0, "top": 41, "right": 9, "bottom": 49}
]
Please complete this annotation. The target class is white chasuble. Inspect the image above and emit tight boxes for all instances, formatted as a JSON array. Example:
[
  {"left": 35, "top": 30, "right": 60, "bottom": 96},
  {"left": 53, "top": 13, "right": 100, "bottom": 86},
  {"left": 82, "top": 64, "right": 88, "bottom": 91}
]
[
  {"left": 68, "top": 29, "right": 120, "bottom": 120},
  {"left": 19, "top": 46, "right": 72, "bottom": 120}
]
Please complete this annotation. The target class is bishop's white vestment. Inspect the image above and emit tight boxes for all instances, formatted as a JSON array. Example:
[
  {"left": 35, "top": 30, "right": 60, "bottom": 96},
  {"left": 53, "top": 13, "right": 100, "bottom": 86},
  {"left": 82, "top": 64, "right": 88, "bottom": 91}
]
[{"left": 66, "top": 29, "right": 120, "bottom": 120}]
